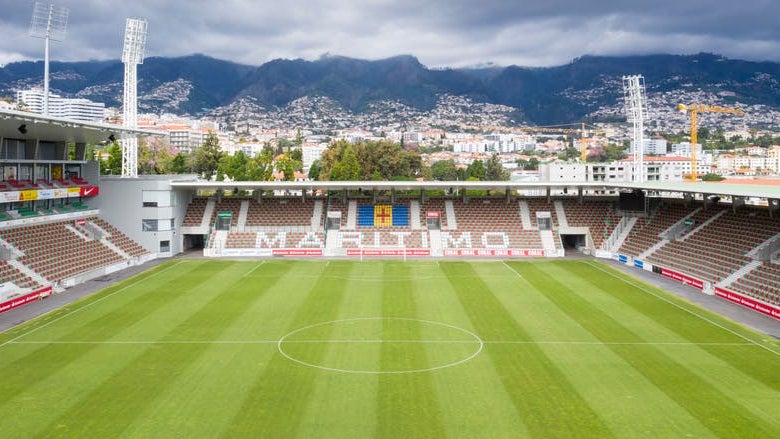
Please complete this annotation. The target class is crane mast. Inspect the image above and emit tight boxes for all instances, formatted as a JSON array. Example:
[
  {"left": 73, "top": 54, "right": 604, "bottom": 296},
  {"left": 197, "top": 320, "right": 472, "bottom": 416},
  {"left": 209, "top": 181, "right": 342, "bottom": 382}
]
[{"left": 677, "top": 104, "right": 744, "bottom": 181}]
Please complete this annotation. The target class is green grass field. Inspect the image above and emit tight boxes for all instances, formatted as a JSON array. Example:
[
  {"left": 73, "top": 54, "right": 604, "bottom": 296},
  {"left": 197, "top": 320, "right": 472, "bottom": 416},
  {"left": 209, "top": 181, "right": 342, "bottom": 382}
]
[{"left": 1, "top": 259, "right": 778, "bottom": 438}]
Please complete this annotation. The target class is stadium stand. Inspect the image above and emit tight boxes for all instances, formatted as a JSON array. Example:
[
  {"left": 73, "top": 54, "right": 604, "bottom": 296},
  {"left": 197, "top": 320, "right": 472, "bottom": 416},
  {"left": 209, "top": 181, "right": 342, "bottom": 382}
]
[
  {"left": 0, "top": 217, "right": 149, "bottom": 285},
  {"left": 182, "top": 197, "right": 209, "bottom": 227}
]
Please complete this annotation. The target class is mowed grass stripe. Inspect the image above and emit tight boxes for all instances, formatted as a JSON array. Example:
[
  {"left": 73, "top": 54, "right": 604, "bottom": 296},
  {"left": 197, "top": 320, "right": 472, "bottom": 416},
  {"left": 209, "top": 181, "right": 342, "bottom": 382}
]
[
  {"left": 120, "top": 261, "right": 329, "bottom": 438},
  {"left": 294, "top": 261, "right": 382, "bottom": 438},
  {"left": 222, "top": 260, "right": 353, "bottom": 437},
  {"left": 577, "top": 261, "right": 780, "bottom": 391},
  {"left": 377, "top": 261, "right": 445, "bottom": 438},
  {"left": 440, "top": 261, "right": 614, "bottom": 438},
  {"left": 36, "top": 261, "right": 293, "bottom": 437},
  {"left": 517, "top": 262, "right": 779, "bottom": 438},
  {"left": 0, "top": 260, "right": 208, "bottom": 416},
  {"left": 411, "top": 262, "right": 529, "bottom": 437}
]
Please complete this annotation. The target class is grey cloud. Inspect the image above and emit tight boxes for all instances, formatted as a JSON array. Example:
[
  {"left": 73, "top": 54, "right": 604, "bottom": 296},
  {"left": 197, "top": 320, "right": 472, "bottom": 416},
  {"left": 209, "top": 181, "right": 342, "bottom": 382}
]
[{"left": 0, "top": 0, "right": 778, "bottom": 68}]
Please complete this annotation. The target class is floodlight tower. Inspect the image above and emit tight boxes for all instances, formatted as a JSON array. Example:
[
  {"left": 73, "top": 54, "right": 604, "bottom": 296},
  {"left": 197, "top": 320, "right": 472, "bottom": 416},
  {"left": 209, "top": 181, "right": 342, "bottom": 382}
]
[
  {"left": 29, "top": 2, "right": 69, "bottom": 116},
  {"left": 121, "top": 18, "right": 148, "bottom": 178},
  {"left": 622, "top": 75, "right": 648, "bottom": 183}
]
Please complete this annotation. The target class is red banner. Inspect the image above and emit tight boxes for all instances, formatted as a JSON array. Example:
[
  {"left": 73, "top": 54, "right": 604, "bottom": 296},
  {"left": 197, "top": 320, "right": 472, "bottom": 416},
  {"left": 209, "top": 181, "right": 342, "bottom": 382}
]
[
  {"left": 271, "top": 248, "right": 322, "bottom": 256},
  {"left": 346, "top": 248, "right": 431, "bottom": 257},
  {"left": 442, "top": 249, "right": 545, "bottom": 257},
  {"left": 661, "top": 268, "right": 704, "bottom": 290},
  {"left": 426, "top": 211, "right": 440, "bottom": 218},
  {"left": 0, "top": 286, "right": 53, "bottom": 314},
  {"left": 80, "top": 186, "right": 99, "bottom": 197},
  {"left": 715, "top": 287, "right": 780, "bottom": 320}
]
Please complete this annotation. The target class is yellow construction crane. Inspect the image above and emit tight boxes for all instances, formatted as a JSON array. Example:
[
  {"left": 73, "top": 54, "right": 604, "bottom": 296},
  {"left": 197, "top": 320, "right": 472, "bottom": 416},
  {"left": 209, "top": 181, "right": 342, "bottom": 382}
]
[
  {"left": 518, "top": 123, "right": 607, "bottom": 162},
  {"left": 677, "top": 104, "right": 744, "bottom": 181}
]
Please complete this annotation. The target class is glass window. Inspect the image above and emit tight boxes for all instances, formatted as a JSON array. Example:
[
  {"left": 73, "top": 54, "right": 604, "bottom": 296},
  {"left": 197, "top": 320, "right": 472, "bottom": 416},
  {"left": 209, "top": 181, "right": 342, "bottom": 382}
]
[
  {"left": 160, "top": 240, "right": 170, "bottom": 253},
  {"left": 142, "top": 219, "right": 158, "bottom": 231}
]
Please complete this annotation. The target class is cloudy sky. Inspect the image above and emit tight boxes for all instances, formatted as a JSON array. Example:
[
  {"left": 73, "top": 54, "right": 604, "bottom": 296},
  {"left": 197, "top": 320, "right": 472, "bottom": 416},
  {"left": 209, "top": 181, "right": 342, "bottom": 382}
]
[{"left": 1, "top": 0, "right": 779, "bottom": 68}]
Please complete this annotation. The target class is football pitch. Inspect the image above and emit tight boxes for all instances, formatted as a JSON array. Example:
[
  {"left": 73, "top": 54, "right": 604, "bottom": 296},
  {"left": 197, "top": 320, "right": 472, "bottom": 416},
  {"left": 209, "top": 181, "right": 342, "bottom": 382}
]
[{"left": 1, "top": 259, "right": 778, "bottom": 438}]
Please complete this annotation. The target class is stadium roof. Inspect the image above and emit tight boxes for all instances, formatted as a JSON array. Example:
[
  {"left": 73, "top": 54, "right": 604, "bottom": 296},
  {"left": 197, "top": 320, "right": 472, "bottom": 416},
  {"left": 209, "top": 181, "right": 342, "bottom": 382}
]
[
  {"left": 169, "top": 179, "right": 780, "bottom": 201},
  {"left": 0, "top": 109, "right": 165, "bottom": 144}
]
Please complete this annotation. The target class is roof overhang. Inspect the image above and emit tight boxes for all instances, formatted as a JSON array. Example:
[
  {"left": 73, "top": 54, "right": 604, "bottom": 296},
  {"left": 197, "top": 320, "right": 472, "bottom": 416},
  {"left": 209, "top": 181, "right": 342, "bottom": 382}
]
[
  {"left": 168, "top": 179, "right": 780, "bottom": 202},
  {"left": 0, "top": 109, "right": 165, "bottom": 144}
]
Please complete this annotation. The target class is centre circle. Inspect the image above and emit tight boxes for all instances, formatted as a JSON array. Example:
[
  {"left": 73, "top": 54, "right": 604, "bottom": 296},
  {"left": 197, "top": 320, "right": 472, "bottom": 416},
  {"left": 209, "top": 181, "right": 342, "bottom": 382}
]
[{"left": 277, "top": 317, "right": 484, "bottom": 374}]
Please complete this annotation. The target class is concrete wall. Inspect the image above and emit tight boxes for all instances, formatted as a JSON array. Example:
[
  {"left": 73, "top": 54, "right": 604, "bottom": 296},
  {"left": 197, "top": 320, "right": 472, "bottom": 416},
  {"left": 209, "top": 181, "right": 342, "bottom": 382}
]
[{"left": 96, "top": 175, "right": 197, "bottom": 257}]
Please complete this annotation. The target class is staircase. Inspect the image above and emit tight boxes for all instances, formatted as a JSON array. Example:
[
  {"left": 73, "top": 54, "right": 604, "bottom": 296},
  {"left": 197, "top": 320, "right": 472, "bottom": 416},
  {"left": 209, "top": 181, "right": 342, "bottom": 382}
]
[
  {"left": 410, "top": 200, "right": 422, "bottom": 229},
  {"left": 717, "top": 260, "right": 762, "bottom": 289},
  {"left": 553, "top": 200, "right": 569, "bottom": 228},
  {"left": 605, "top": 216, "right": 638, "bottom": 253},
  {"left": 201, "top": 199, "right": 216, "bottom": 229},
  {"left": 325, "top": 229, "right": 341, "bottom": 256},
  {"left": 311, "top": 200, "right": 324, "bottom": 229},
  {"left": 6, "top": 259, "right": 50, "bottom": 289},
  {"left": 638, "top": 239, "right": 669, "bottom": 261},
  {"left": 428, "top": 229, "right": 443, "bottom": 257},
  {"left": 237, "top": 200, "right": 249, "bottom": 231},
  {"left": 518, "top": 200, "right": 533, "bottom": 229},
  {"left": 539, "top": 230, "right": 558, "bottom": 256},
  {"left": 346, "top": 200, "right": 357, "bottom": 229},
  {"left": 444, "top": 200, "right": 457, "bottom": 230}
]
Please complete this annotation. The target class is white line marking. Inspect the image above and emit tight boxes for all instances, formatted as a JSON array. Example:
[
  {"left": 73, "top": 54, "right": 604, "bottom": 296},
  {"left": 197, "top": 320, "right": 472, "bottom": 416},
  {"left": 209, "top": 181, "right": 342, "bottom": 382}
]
[
  {"left": 582, "top": 260, "right": 780, "bottom": 357},
  {"left": 0, "top": 260, "right": 187, "bottom": 350},
  {"left": 241, "top": 261, "right": 265, "bottom": 277},
  {"left": 277, "top": 317, "right": 484, "bottom": 374},
  {"left": 7, "top": 340, "right": 756, "bottom": 347}
]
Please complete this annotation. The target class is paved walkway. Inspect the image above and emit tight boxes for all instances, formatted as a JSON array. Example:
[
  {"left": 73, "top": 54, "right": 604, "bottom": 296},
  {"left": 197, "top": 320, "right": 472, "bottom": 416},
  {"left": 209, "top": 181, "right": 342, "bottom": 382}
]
[{"left": 1, "top": 255, "right": 778, "bottom": 339}]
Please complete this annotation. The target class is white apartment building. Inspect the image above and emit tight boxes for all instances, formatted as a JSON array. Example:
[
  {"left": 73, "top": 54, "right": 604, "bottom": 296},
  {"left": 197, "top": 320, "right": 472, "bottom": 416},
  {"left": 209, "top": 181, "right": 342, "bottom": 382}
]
[
  {"left": 540, "top": 156, "right": 708, "bottom": 183},
  {"left": 671, "top": 142, "right": 703, "bottom": 157},
  {"left": 16, "top": 88, "right": 105, "bottom": 122},
  {"left": 302, "top": 143, "right": 328, "bottom": 171},
  {"left": 630, "top": 137, "right": 668, "bottom": 155}
]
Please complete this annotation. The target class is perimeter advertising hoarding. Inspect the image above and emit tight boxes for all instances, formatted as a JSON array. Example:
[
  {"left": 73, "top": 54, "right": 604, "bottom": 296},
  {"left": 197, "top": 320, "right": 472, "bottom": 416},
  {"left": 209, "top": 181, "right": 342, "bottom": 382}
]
[
  {"left": 715, "top": 287, "right": 780, "bottom": 320},
  {"left": 442, "top": 249, "right": 545, "bottom": 257},
  {"left": 0, "top": 286, "right": 53, "bottom": 314}
]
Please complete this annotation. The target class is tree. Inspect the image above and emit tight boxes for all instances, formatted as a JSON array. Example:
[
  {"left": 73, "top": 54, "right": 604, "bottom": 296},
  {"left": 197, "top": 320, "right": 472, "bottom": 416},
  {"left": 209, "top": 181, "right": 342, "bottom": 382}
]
[
  {"left": 101, "top": 142, "right": 122, "bottom": 175},
  {"left": 138, "top": 137, "right": 175, "bottom": 175},
  {"left": 466, "top": 159, "right": 486, "bottom": 180},
  {"left": 169, "top": 152, "right": 190, "bottom": 174},
  {"left": 308, "top": 160, "right": 321, "bottom": 180},
  {"left": 701, "top": 173, "right": 725, "bottom": 181},
  {"left": 431, "top": 159, "right": 459, "bottom": 181},
  {"left": 484, "top": 153, "right": 509, "bottom": 181},
  {"left": 217, "top": 150, "right": 251, "bottom": 181},
  {"left": 191, "top": 132, "right": 223, "bottom": 180},
  {"left": 275, "top": 154, "right": 302, "bottom": 181},
  {"left": 329, "top": 144, "right": 361, "bottom": 181}
]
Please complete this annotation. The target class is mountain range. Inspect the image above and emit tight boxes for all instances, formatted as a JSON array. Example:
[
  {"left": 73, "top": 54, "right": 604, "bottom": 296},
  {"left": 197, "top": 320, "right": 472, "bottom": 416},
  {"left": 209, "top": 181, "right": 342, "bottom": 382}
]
[{"left": 1, "top": 52, "right": 779, "bottom": 125}]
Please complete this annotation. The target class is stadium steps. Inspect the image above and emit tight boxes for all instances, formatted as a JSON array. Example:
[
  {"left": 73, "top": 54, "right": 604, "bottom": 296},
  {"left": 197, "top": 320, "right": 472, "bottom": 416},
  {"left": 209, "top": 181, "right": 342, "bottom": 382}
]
[
  {"left": 605, "top": 216, "right": 638, "bottom": 253},
  {"left": 637, "top": 238, "right": 669, "bottom": 261},
  {"left": 747, "top": 232, "right": 780, "bottom": 260},
  {"left": 312, "top": 200, "right": 324, "bottom": 229},
  {"left": 237, "top": 200, "right": 250, "bottom": 231},
  {"left": 99, "top": 238, "right": 132, "bottom": 260},
  {"left": 5, "top": 259, "right": 50, "bottom": 291},
  {"left": 410, "top": 200, "right": 422, "bottom": 229},
  {"left": 518, "top": 200, "right": 533, "bottom": 229},
  {"left": 347, "top": 200, "right": 357, "bottom": 229},
  {"left": 444, "top": 200, "right": 457, "bottom": 230},
  {"left": 539, "top": 230, "right": 558, "bottom": 255},
  {"left": 554, "top": 201, "right": 569, "bottom": 228},
  {"left": 202, "top": 199, "right": 216, "bottom": 228},
  {"left": 0, "top": 237, "right": 24, "bottom": 259},
  {"left": 678, "top": 210, "right": 726, "bottom": 242},
  {"left": 717, "top": 260, "right": 762, "bottom": 289},
  {"left": 428, "top": 229, "right": 443, "bottom": 257}
]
